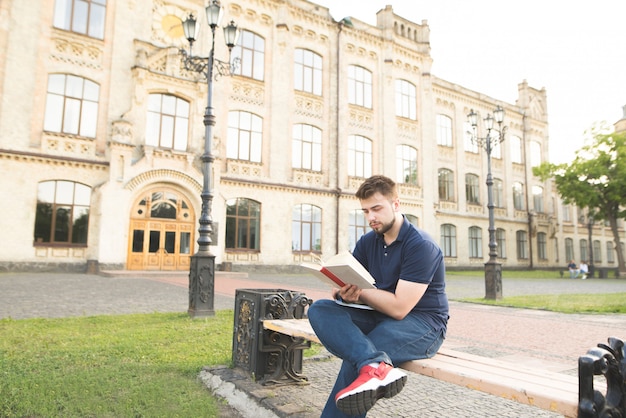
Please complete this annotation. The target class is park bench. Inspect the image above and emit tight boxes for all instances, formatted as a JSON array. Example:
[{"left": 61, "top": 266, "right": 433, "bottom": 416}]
[{"left": 232, "top": 289, "right": 625, "bottom": 418}]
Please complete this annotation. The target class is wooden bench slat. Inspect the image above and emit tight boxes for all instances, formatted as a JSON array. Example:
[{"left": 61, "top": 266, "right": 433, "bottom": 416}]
[{"left": 261, "top": 318, "right": 581, "bottom": 417}]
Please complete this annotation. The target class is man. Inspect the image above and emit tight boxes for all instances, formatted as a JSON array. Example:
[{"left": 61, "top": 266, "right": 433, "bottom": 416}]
[
  {"left": 308, "top": 175, "right": 449, "bottom": 417},
  {"left": 579, "top": 261, "right": 589, "bottom": 280}
]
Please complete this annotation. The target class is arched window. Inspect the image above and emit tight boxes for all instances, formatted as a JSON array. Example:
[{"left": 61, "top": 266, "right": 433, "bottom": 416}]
[
  {"left": 465, "top": 173, "right": 480, "bottom": 204},
  {"left": 232, "top": 30, "right": 265, "bottom": 81},
  {"left": 225, "top": 198, "right": 260, "bottom": 250},
  {"left": 44, "top": 74, "right": 99, "bottom": 138},
  {"left": 348, "top": 65, "right": 372, "bottom": 108},
  {"left": 565, "top": 238, "right": 575, "bottom": 261},
  {"left": 294, "top": 49, "right": 322, "bottom": 96},
  {"left": 292, "top": 124, "right": 322, "bottom": 171},
  {"left": 438, "top": 168, "right": 455, "bottom": 202},
  {"left": 395, "top": 79, "right": 416, "bottom": 119},
  {"left": 348, "top": 210, "right": 368, "bottom": 252},
  {"left": 469, "top": 226, "right": 482, "bottom": 258},
  {"left": 396, "top": 145, "right": 418, "bottom": 185},
  {"left": 292, "top": 204, "right": 322, "bottom": 252},
  {"left": 464, "top": 121, "right": 478, "bottom": 153},
  {"left": 510, "top": 135, "right": 523, "bottom": 164},
  {"left": 440, "top": 224, "right": 457, "bottom": 257},
  {"left": 513, "top": 182, "right": 525, "bottom": 210},
  {"left": 537, "top": 232, "right": 547, "bottom": 259},
  {"left": 516, "top": 230, "right": 529, "bottom": 259},
  {"left": 34, "top": 180, "right": 91, "bottom": 245},
  {"left": 145, "top": 94, "right": 190, "bottom": 151},
  {"left": 436, "top": 114, "right": 453, "bottom": 147},
  {"left": 348, "top": 135, "right": 372, "bottom": 178},
  {"left": 227, "top": 111, "right": 263, "bottom": 162},
  {"left": 532, "top": 185, "right": 544, "bottom": 212}
]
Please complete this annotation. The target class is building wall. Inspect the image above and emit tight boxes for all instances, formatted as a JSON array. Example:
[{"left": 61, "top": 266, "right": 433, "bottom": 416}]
[{"left": 0, "top": 0, "right": 623, "bottom": 272}]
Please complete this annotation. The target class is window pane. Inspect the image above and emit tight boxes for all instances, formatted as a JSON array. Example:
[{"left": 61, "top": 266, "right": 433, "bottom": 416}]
[
  {"left": 72, "top": 0, "right": 89, "bottom": 34},
  {"left": 54, "top": 206, "right": 71, "bottom": 242},
  {"left": 43, "top": 94, "right": 64, "bottom": 132},
  {"left": 88, "top": 3, "right": 106, "bottom": 39},
  {"left": 71, "top": 206, "right": 89, "bottom": 244},
  {"left": 80, "top": 100, "right": 98, "bottom": 137},
  {"left": 74, "top": 183, "right": 91, "bottom": 205},
  {"left": 180, "top": 232, "right": 191, "bottom": 254},
  {"left": 56, "top": 181, "right": 75, "bottom": 204},
  {"left": 53, "top": 0, "right": 72, "bottom": 29},
  {"left": 63, "top": 98, "right": 81, "bottom": 134}
]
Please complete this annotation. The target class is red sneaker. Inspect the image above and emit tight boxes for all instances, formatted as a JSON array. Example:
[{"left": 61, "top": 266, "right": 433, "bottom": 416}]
[{"left": 335, "top": 362, "right": 407, "bottom": 415}]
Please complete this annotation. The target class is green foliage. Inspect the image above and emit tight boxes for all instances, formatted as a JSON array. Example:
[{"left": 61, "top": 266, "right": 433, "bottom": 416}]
[
  {"left": 533, "top": 126, "right": 626, "bottom": 221},
  {"left": 0, "top": 312, "right": 234, "bottom": 417}
]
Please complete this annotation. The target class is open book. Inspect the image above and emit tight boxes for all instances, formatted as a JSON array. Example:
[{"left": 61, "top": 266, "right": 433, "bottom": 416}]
[{"left": 300, "top": 251, "right": 376, "bottom": 290}]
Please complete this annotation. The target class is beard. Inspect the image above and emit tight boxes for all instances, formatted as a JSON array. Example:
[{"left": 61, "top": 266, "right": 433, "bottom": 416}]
[{"left": 371, "top": 215, "right": 396, "bottom": 236}]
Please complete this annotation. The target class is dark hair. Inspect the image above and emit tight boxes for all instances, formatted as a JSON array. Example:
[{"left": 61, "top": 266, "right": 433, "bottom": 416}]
[{"left": 355, "top": 175, "right": 397, "bottom": 200}]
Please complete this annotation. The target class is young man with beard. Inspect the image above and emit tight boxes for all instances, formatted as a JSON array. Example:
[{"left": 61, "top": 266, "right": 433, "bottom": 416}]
[{"left": 308, "top": 175, "right": 449, "bottom": 417}]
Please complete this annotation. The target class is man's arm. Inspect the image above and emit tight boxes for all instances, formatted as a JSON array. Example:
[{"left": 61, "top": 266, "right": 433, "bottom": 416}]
[{"left": 338, "top": 279, "right": 427, "bottom": 320}]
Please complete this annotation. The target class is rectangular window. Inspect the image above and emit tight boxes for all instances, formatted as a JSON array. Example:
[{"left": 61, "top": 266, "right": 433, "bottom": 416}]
[{"left": 53, "top": 0, "right": 106, "bottom": 39}]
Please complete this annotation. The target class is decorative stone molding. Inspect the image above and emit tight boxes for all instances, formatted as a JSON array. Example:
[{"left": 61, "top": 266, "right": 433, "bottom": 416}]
[
  {"left": 50, "top": 31, "right": 103, "bottom": 69},
  {"left": 124, "top": 168, "right": 201, "bottom": 193},
  {"left": 293, "top": 169, "right": 325, "bottom": 187},
  {"left": 231, "top": 80, "right": 265, "bottom": 107},
  {"left": 348, "top": 107, "right": 373, "bottom": 129},
  {"left": 294, "top": 93, "right": 323, "bottom": 119},
  {"left": 226, "top": 159, "right": 263, "bottom": 178},
  {"left": 42, "top": 132, "right": 97, "bottom": 158}
]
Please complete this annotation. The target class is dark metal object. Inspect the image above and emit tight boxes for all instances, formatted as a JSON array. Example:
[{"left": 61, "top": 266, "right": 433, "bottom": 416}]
[
  {"left": 233, "top": 289, "right": 312, "bottom": 385},
  {"left": 578, "top": 337, "right": 626, "bottom": 417}
]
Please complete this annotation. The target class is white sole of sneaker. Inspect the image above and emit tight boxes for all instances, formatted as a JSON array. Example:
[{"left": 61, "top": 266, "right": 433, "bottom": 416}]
[{"left": 336, "top": 370, "right": 407, "bottom": 415}]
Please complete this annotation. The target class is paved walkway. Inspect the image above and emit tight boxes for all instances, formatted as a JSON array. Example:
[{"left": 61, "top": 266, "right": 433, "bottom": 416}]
[{"left": 2, "top": 271, "right": 626, "bottom": 417}]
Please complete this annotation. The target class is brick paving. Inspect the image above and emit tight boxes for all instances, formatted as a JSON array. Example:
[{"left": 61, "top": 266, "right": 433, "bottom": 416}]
[{"left": 2, "top": 271, "right": 626, "bottom": 417}]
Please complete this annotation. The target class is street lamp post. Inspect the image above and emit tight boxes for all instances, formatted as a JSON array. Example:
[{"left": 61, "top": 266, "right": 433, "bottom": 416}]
[
  {"left": 181, "top": 1, "right": 239, "bottom": 318},
  {"left": 467, "top": 106, "right": 507, "bottom": 299}
]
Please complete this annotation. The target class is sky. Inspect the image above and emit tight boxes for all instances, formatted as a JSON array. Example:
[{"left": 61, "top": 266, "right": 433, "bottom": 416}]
[{"left": 313, "top": 0, "right": 626, "bottom": 163}]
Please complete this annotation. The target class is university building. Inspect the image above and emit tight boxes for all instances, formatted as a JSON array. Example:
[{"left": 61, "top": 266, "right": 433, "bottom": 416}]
[{"left": 1, "top": 0, "right": 623, "bottom": 273}]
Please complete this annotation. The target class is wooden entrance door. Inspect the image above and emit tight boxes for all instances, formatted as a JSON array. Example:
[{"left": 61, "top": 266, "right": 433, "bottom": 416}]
[{"left": 127, "top": 188, "right": 195, "bottom": 271}]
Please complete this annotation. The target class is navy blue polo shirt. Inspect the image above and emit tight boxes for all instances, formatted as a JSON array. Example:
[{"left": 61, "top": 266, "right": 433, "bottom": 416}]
[{"left": 352, "top": 216, "right": 449, "bottom": 329}]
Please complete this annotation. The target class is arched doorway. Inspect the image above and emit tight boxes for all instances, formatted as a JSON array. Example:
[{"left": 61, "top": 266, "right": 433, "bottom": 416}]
[{"left": 127, "top": 187, "right": 195, "bottom": 270}]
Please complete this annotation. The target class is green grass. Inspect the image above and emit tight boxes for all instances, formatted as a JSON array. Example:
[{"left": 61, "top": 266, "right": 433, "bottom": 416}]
[
  {"left": 0, "top": 311, "right": 236, "bottom": 417},
  {"left": 447, "top": 269, "right": 562, "bottom": 279},
  {"left": 461, "top": 293, "right": 626, "bottom": 313},
  {"left": 1, "top": 286, "right": 623, "bottom": 417}
]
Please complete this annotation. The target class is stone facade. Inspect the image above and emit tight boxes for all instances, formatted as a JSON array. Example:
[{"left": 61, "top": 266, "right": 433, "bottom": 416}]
[{"left": 0, "top": 0, "right": 623, "bottom": 272}]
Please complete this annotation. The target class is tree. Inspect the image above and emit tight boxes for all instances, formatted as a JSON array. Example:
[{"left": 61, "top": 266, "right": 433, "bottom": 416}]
[{"left": 533, "top": 125, "right": 626, "bottom": 274}]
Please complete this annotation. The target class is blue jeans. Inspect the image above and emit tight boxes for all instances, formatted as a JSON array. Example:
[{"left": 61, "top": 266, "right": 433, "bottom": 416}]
[{"left": 308, "top": 299, "right": 445, "bottom": 418}]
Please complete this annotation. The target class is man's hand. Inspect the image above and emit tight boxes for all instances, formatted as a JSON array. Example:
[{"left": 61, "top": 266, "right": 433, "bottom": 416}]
[{"left": 337, "top": 284, "right": 362, "bottom": 303}]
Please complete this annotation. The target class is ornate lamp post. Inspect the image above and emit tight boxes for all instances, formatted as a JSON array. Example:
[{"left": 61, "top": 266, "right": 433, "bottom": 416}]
[
  {"left": 181, "top": 1, "right": 239, "bottom": 318},
  {"left": 467, "top": 106, "right": 507, "bottom": 299}
]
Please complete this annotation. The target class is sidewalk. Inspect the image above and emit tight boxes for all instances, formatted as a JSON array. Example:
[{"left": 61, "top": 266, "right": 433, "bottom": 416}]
[{"left": 2, "top": 271, "right": 626, "bottom": 417}]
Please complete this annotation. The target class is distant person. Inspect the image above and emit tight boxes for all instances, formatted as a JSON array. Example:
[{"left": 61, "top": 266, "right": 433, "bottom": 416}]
[
  {"left": 579, "top": 261, "right": 589, "bottom": 280},
  {"left": 567, "top": 259, "right": 579, "bottom": 279}
]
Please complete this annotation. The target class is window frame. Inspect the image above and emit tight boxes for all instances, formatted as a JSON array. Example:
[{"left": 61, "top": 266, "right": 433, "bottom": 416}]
[
  {"left": 465, "top": 173, "right": 480, "bottom": 204},
  {"left": 396, "top": 145, "right": 418, "bottom": 185},
  {"left": 292, "top": 204, "right": 322, "bottom": 253},
  {"left": 225, "top": 198, "right": 261, "bottom": 251},
  {"left": 440, "top": 224, "right": 457, "bottom": 257},
  {"left": 53, "top": 0, "right": 106, "bottom": 39},
  {"left": 232, "top": 30, "right": 265, "bottom": 81},
  {"left": 395, "top": 79, "right": 417, "bottom": 120},
  {"left": 348, "top": 135, "right": 373, "bottom": 178},
  {"left": 44, "top": 74, "right": 100, "bottom": 138},
  {"left": 292, "top": 124, "right": 322, "bottom": 171},
  {"left": 294, "top": 48, "right": 322, "bottom": 96},
  {"left": 436, "top": 114, "right": 453, "bottom": 147},
  {"left": 227, "top": 110, "right": 263, "bottom": 163},
  {"left": 348, "top": 65, "right": 372, "bottom": 108},
  {"left": 145, "top": 93, "right": 190, "bottom": 151},
  {"left": 438, "top": 168, "right": 455, "bottom": 202},
  {"left": 34, "top": 180, "right": 91, "bottom": 246}
]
